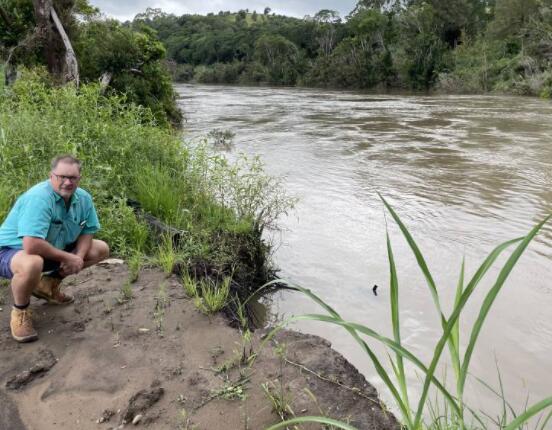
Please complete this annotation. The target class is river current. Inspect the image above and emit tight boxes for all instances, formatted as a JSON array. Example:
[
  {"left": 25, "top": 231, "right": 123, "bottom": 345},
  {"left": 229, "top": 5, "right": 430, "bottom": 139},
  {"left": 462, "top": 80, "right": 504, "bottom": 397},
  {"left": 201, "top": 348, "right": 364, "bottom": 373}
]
[{"left": 176, "top": 84, "right": 552, "bottom": 420}]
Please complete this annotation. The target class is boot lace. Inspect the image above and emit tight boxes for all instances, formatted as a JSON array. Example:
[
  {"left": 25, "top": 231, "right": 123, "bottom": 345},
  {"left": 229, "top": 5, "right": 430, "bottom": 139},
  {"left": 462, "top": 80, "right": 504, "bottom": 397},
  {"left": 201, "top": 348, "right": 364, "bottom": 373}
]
[{"left": 17, "top": 309, "right": 33, "bottom": 330}]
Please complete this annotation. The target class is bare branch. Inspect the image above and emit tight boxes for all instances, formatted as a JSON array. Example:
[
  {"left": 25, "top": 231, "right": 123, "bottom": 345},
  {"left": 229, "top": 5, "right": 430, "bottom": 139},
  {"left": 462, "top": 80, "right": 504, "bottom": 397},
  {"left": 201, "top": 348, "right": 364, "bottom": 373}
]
[{"left": 50, "top": 6, "right": 79, "bottom": 85}]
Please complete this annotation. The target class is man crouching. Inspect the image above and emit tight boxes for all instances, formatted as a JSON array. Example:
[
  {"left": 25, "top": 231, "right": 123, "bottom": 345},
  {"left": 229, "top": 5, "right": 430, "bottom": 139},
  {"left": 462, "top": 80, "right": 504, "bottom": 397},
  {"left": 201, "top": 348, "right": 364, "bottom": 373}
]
[{"left": 0, "top": 155, "right": 109, "bottom": 342}]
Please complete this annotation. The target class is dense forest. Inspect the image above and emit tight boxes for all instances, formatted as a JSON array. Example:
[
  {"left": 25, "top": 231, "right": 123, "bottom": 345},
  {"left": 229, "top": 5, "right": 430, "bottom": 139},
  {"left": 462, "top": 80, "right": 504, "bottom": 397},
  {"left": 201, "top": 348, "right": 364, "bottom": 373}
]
[
  {"left": 0, "top": 0, "right": 181, "bottom": 125},
  {"left": 135, "top": 0, "right": 552, "bottom": 96}
]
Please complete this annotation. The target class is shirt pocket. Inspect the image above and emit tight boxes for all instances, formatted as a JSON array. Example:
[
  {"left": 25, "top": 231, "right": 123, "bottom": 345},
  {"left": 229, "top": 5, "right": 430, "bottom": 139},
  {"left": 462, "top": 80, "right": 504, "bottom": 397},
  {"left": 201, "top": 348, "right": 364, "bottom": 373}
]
[
  {"left": 64, "top": 218, "right": 84, "bottom": 245},
  {"left": 46, "top": 222, "right": 64, "bottom": 247}
]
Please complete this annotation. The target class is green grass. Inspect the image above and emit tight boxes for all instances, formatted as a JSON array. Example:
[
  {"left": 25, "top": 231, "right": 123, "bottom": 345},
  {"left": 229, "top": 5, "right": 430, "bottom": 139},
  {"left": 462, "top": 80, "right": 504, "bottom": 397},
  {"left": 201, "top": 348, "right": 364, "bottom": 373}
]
[
  {"left": 262, "top": 196, "right": 552, "bottom": 430},
  {"left": 119, "top": 279, "right": 133, "bottom": 302},
  {"left": 127, "top": 252, "right": 143, "bottom": 283},
  {"left": 191, "top": 276, "right": 231, "bottom": 314},
  {"left": 182, "top": 271, "right": 232, "bottom": 314},
  {"left": 157, "top": 234, "right": 178, "bottom": 275},
  {"left": 182, "top": 272, "right": 198, "bottom": 298}
]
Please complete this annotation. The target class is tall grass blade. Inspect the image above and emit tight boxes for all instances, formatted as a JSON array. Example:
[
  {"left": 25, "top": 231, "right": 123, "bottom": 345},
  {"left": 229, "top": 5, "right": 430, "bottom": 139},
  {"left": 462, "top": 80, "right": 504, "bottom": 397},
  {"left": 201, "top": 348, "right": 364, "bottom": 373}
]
[
  {"left": 458, "top": 216, "right": 551, "bottom": 396},
  {"left": 290, "top": 313, "right": 460, "bottom": 417},
  {"left": 452, "top": 258, "right": 465, "bottom": 427},
  {"left": 379, "top": 194, "right": 444, "bottom": 320},
  {"left": 380, "top": 194, "right": 463, "bottom": 414},
  {"left": 504, "top": 397, "right": 552, "bottom": 430},
  {"left": 538, "top": 408, "right": 552, "bottom": 430},
  {"left": 413, "top": 218, "right": 548, "bottom": 428},
  {"left": 387, "top": 230, "right": 411, "bottom": 420},
  {"left": 451, "top": 258, "right": 464, "bottom": 380}
]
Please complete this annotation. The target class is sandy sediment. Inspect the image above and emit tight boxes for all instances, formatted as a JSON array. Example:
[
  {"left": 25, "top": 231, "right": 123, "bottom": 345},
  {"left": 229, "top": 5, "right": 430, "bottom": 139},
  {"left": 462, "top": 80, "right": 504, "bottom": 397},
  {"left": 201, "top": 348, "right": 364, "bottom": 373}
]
[{"left": 0, "top": 262, "right": 399, "bottom": 430}]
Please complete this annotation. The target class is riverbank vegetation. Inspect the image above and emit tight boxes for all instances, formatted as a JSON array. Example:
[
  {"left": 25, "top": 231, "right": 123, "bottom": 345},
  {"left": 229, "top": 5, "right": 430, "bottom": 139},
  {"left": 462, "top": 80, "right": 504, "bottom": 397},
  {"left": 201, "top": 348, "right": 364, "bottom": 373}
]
[
  {"left": 0, "top": 0, "right": 180, "bottom": 126},
  {"left": 0, "top": 68, "right": 293, "bottom": 318},
  {"left": 138, "top": 0, "right": 552, "bottom": 97},
  {"left": 0, "top": 0, "right": 295, "bottom": 324}
]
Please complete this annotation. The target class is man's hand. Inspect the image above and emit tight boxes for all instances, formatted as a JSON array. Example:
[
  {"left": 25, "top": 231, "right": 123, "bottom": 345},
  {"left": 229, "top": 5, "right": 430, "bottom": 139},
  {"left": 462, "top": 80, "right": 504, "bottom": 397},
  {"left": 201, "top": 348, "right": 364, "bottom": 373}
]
[{"left": 59, "top": 253, "right": 84, "bottom": 276}]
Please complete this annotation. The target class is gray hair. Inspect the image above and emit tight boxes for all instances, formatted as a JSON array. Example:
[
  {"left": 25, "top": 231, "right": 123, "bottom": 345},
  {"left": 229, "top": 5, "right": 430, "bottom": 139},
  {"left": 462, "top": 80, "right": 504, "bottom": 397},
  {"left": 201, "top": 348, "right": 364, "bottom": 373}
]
[{"left": 51, "top": 155, "right": 82, "bottom": 172}]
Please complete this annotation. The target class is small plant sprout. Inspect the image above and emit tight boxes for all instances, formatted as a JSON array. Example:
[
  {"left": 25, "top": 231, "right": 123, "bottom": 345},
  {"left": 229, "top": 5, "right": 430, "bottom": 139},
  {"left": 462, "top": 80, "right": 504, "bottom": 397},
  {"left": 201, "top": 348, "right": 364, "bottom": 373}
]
[
  {"left": 195, "top": 276, "right": 231, "bottom": 314},
  {"left": 261, "top": 381, "right": 295, "bottom": 423},
  {"left": 119, "top": 279, "right": 133, "bottom": 302},
  {"left": 153, "top": 282, "right": 169, "bottom": 335},
  {"left": 182, "top": 272, "right": 198, "bottom": 298},
  {"left": 128, "top": 252, "right": 143, "bottom": 283},
  {"left": 157, "top": 234, "right": 177, "bottom": 275},
  {"left": 212, "top": 374, "right": 249, "bottom": 401}
]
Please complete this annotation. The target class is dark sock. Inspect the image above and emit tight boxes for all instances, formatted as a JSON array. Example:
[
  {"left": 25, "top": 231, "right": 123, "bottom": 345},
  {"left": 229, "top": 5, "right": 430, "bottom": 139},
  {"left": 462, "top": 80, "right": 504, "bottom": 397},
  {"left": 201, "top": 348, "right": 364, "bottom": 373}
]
[
  {"left": 14, "top": 302, "right": 30, "bottom": 310},
  {"left": 49, "top": 269, "right": 64, "bottom": 279}
]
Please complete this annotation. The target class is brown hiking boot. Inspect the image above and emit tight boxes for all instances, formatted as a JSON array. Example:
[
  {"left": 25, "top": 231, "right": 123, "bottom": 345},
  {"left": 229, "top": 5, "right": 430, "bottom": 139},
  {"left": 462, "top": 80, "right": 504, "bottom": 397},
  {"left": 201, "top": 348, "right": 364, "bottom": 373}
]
[
  {"left": 10, "top": 307, "right": 38, "bottom": 343},
  {"left": 32, "top": 275, "right": 74, "bottom": 305}
]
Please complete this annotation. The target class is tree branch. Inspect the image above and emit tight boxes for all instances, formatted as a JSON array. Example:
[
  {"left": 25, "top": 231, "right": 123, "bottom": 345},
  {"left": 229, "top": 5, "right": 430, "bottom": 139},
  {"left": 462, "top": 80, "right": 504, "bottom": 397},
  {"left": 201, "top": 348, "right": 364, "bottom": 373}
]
[{"left": 50, "top": 6, "right": 79, "bottom": 85}]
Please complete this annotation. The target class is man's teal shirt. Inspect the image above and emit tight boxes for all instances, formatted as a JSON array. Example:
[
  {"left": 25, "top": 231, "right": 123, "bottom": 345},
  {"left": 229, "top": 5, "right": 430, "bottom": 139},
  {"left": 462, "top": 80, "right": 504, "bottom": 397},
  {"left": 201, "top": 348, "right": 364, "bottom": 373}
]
[{"left": 0, "top": 180, "right": 100, "bottom": 249}]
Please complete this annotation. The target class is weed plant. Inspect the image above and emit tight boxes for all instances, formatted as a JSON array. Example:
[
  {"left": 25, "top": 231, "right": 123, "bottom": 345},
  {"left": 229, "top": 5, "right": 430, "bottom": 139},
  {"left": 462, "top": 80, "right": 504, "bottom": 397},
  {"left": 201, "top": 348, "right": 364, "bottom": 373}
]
[
  {"left": 264, "top": 197, "right": 552, "bottom": 430},
  {"left": 194, "top": 276, "right": 231, "bottom": 314},
  {"left": 127, "top": 252, "right": 143, "bottom": 283},
  {"left": 119, "top": 280, "right": 133, "bottom": 302},
  {"left": 157, "top": 234, "right": 178, "bottom": 275},
  {"left": 182, "top": 272, "right": 198, "bottom": 298},
  {"left": 153, "top": 282, "right": 169, "bottom": 335}
]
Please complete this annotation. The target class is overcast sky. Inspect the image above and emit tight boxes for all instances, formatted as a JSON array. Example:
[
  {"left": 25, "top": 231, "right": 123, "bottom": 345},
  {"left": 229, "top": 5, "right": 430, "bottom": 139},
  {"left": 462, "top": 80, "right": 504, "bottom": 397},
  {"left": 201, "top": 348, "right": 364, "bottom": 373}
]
[{"left": 87, "top": 0, "right": 358, "bottom": 22}]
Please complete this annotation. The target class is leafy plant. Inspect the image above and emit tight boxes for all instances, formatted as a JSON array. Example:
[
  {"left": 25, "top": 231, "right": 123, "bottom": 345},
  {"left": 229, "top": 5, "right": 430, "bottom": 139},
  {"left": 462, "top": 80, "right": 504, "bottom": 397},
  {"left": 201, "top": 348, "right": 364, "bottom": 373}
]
[
  {"left": 194, "top": 276, "right": 231, "bottom": 314},
  {"left": 119, "top": 279, "right": 133, "bottom": 302},
  {"left": 264, "top": 197, "right": 552, "bottom": 430},
  {"left": 182, "top": 272, "right": 198, "bottom": 298},
  {"left": 127, "top": 252, "right": 143, "bottom": 283},
  {"left": 261, "top": 381, "right": 295, "bottom": 423},
  {"left": 157, "top": 234, "right": 177, "bottom": 275}
]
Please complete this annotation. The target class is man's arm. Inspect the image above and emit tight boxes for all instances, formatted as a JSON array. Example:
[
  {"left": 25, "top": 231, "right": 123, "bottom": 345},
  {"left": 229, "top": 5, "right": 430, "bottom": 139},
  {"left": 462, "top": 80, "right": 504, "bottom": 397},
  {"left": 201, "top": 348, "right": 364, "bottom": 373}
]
[
  {"left": 23, "top": 236, "right": 83, "bottom": 275},
  {"left": 74, "top": 234, "right": 93, "bottom": 260}
]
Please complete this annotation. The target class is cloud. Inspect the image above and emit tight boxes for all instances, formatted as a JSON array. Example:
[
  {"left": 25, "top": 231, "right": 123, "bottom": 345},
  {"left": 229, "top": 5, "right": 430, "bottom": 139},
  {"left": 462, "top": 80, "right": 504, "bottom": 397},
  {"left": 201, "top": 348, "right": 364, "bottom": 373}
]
[{"left": 88, "top": 0, "right": 358, "bottom": 22}]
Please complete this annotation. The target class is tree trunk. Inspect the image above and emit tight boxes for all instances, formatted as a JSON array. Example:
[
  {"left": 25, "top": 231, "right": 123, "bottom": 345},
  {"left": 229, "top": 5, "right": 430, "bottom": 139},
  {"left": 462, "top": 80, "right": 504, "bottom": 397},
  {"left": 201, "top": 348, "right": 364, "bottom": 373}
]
[
  {"left": 32, "top": 0, "right": 78, "bottom": 85},
  {"left": 50, "top": 6, "right": 78, "bottom": 85}
]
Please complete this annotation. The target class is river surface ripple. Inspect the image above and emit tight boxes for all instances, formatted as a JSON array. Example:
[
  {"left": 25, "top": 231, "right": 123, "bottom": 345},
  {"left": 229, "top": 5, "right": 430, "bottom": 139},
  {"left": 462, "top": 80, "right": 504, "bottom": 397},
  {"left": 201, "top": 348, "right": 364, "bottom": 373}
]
[{"left": 176, "top": 84, "right": 552, "bottom": 419}]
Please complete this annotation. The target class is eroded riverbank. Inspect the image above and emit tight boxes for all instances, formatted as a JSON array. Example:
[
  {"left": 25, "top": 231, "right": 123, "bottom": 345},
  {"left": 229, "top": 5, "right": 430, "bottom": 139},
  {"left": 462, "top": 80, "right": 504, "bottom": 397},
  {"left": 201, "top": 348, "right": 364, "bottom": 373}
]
[{"left": 0, "top": 262, "right": 399, "bottom": 429}]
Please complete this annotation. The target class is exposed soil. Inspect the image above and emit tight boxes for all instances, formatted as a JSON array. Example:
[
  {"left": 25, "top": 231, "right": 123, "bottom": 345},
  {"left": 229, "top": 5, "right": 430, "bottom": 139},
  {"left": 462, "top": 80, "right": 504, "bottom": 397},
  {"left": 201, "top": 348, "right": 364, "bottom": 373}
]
[{"left": 0, "top": 262, "right": 399, "bottom": 430}]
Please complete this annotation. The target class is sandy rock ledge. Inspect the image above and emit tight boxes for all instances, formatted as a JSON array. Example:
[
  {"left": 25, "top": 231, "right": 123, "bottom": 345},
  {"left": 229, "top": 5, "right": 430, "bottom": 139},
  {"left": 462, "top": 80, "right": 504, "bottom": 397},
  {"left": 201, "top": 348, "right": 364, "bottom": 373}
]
[{"left": 0, "top": 264, "right": 399, "bottom": 430}]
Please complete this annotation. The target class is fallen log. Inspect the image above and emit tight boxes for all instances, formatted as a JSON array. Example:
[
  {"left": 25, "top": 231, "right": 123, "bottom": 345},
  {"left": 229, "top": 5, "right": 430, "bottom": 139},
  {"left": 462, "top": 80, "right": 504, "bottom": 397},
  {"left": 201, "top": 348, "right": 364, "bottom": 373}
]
[{"left": 126, "top": 199, "right": 184, "bottom": 246}]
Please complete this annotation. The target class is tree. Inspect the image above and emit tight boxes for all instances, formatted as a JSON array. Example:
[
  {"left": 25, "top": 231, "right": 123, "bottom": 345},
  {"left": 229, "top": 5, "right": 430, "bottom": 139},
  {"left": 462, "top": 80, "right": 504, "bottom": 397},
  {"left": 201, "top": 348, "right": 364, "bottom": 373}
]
[
  {"left": 263, "top": 7, "right": 271, "bottom": 15},
  {"left": 254, "top": 33, "right": 299, "bottom": 83},
  {"left": 313, "top": 9, "right": 341, "bottom": 56},
  {"left": 2, "top": 0, "right": 87, "bottom": 85},
  {"left": 75, "top": 20, "right": 181, "bottom": 125}
]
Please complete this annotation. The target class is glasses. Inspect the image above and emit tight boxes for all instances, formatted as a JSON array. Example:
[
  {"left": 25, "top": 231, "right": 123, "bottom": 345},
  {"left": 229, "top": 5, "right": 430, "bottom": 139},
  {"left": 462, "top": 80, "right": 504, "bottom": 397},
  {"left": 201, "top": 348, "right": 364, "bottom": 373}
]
[{"left": 52, "top": 173, "right": 81, "bottom": 183}]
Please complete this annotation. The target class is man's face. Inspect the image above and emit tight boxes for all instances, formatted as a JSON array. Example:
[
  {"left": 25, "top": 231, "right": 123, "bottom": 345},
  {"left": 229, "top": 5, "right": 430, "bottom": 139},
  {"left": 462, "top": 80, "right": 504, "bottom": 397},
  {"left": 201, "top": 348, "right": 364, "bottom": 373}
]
[{"left": 49, "top": 161, "right": 81, "bottom": 201}]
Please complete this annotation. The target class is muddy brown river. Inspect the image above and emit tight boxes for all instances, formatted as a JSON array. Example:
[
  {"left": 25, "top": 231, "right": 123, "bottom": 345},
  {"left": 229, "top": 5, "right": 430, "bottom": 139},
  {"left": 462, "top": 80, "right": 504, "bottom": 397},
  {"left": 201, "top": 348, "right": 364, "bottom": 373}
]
[{"left": 176, "top": 84, "right": 552, "bottom": 421}]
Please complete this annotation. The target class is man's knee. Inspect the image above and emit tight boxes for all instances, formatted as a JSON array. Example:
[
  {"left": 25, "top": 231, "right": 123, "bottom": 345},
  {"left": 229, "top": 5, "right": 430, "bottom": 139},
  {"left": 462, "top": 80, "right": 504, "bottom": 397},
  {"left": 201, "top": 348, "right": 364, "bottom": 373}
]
[
  {"left": 11, "top": 253, "right": 44, "bottom": 278},
  {"left": 89, "top": 240, "right": 109, "bottom": 262}
]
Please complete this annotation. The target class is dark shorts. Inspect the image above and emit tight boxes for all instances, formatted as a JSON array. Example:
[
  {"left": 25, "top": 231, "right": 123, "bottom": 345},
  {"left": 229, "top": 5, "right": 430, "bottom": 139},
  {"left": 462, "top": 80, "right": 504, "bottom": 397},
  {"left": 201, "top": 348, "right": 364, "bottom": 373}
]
[{"left": 0, "top": 243, "right": 76, "bottom": 279}]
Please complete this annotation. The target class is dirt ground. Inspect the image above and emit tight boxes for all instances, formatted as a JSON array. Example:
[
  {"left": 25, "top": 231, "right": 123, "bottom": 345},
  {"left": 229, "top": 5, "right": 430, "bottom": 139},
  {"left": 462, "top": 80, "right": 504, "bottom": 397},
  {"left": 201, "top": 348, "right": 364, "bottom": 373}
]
[{"left": 0, "top": 262, "right": 399, "bottom": 430}]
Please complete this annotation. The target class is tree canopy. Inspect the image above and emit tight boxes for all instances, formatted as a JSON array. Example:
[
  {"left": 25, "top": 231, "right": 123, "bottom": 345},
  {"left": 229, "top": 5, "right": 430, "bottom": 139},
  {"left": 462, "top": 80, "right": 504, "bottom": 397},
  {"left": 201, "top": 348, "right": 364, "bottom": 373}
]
[
  {"left": 136, "top": 0, "right": 552, "bottom": 96},
  {"left": 1, "top": 0, "right": 181, "bottom": 125}
]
